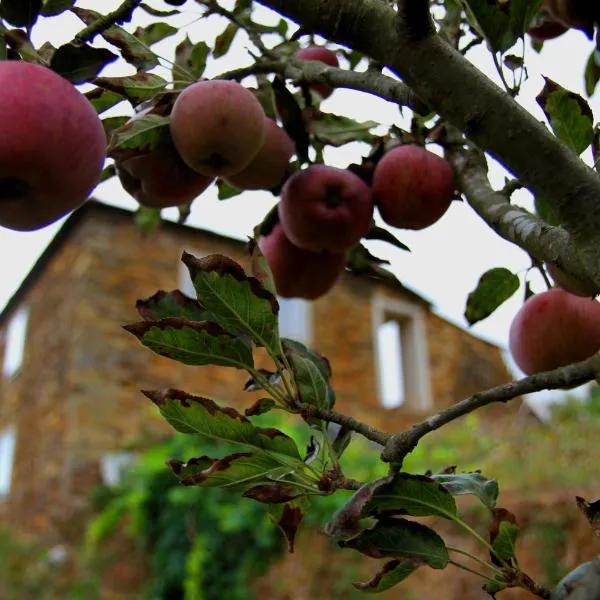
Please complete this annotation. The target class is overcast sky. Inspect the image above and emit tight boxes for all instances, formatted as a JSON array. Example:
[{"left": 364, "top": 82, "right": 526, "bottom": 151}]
[{"left": 0, "top": 1, "right": 596, "bottom": 409}]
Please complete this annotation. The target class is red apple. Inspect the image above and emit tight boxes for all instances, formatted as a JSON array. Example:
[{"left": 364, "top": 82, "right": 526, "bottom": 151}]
[
  {"left": 115, "top": 142, "right": 213, "bottom": 208},
  {"left": 170, "top": 80, "right": 266, "bottom": 177},
  {"left": 258, "top": 223, "right": 346, "bottom": 299},
  {"left": 278, "top": 165, "right": 374, "bottom": 253},
  {"left": 509, "top": 288, "right": 600, "bottom": 374},
  {"left": 0, "top": 61, "right": 106, "bottom": 231},
  {"left": 372, "top": 145, "right": 455, "bottom": 230},
  {"left": 295, "top": 46, "right": 339, "bottom": 99},
  {"left": 225, "top": 118, "right": 294, "bottom": 191}
]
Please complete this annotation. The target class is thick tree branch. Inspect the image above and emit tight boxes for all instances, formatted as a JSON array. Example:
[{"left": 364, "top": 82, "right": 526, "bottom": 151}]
[
  {"left": 73, "top": 0, "right": 142, "bottom": 45},
  {"left": 255, "top": 0, "right": 600, "bottom": 286},
  {"left": 448, "top": 146, "right": 595, "bottom": 289},
  {"left": 381, "top": 351, "right": 600, "bottom": 464}
]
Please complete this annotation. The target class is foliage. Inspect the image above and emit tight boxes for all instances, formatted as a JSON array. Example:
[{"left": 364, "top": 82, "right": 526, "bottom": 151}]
[
  {"left": 5, "top": 0, "right": 600, "bottom": 598},
  {"left": 0, "top": 528, "right": 99, "bottom": 600}
]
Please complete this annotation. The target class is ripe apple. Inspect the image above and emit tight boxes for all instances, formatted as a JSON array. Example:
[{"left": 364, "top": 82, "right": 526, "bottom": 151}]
[
  {"left": 0, "top": 61, "right": 106, "bottom": 231},
  {"left": 546, "top": 263, "right": 600, "bottom": 298},
  {"left": 372, "top": 145, "right": 455, "bottom": 230},
  {"left": 258, "top": 223, "right": 346, "bottom": 299},
  {"left": 278, "top": 165, "right": 374, "bottom": 253},
  {"left": 115, "top": 142, "right": 213, "bottom": 208},
  {"left": 509, "top": 288, "right": 600, "bottom": 375},
  {"left": 295, "top": 46, "right": 339, "bottom": 99},
  {"left": 170, "top": 80, "right": 266, "bottom": 178},
  {"left": 225, "top": 118, "right": 294, "bottom": 191}
]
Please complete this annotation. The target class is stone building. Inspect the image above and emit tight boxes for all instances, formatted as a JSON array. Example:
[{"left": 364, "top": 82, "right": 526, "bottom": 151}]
[{"left": 0, "top": 200, "right": 516, "bottom": 540}]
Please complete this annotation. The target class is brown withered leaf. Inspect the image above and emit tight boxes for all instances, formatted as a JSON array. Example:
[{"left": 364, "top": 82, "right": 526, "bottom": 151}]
[
  {"left": 272, "top": 502, "right": 304, "bottom": 553},
  {"left": 243, "top": 484, "right": 301, "bottom": 504},
  {"left": 323, "top": 474, "right": 395, "bottom": 540},
  {"left": 576, "top": 496, "right": 600, "bottom": 537},
  {"left": 536, "top": 77, "right": 593, "bottom": 122}
]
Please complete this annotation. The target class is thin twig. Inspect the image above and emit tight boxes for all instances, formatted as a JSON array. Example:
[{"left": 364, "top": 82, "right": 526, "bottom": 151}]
[
  {"left": 73, "top": 0, "right": 142, "bottom": 45},
  {"left": 217, "top": 57, "right": 428, "bottom": 114},
  {"left": 382, "top": 351, "right": 600, "bottom": 464},
  {"left": 295, "top": 403, "right": 389, "bottom": 447}
]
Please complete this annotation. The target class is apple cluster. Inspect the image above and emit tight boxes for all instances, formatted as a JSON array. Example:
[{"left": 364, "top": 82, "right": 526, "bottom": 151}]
[
  {"left": 0, "top": 61, "right": 107, "bottom": 232},
  {"left": 260, "top": 143, "right": 456, "bottom": 300}
]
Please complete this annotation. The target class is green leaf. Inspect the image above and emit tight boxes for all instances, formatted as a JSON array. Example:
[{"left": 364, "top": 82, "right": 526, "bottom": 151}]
[
  {"left": 509, "top": 0, "right": 542, "bottom": 37},
  {"left": 585, "top": 50, "right": 600, "bottom": 97},
  {"left": 144, "top": 388, "right": 301, "bottom": 459},
  {"left": 0, "top": 22, "right": 7, "bottom": 61},
  {"left": 107, "top": 114, "right": 170, "bottom": 154},
  {"left": 283, "top": 340, "right": 335, "bottom": 412},
  {"left": 41, "top": 0, "right": 75, "bottom": 16},
  {"left": 94, "top": 72, "right": 168, "bottom": 105},
  {"left": 431, "top": 472, "right": 499, "bottom": 510},
  {"left": 169, "top": 452, "right": 291, "bottom": 489},
  {"left": 85, "top": 88, "right": 124, "bottom": 115},
  {"left": 72, "top": 7, "right": 159, "bottom": 71},
  {"left": 173, "top": 36, "right": 210, "bottom": 81},
  {"left": 545, "top": 90, "right": 594, "bottom": 154},
  {"left": 464, "top": 267, "right": 520, "bottom": 325},
  {"left": 134, "top": 22, "right": 177, "bottom": 46},
  {"left": 101, "top": 116, "right": 129, "bottom": 139},
  {"left": 124, "top": 318, "right": 254, "bottom": 370},
  {"left": 364, "top": 473, "right": 458, "bottom": 520},
  {"left": 136, "top": 290, "right": 214, "bottom": 322},
  {"left": 484, "top": 576, "right": 509, "bottom": 596},
  {"left": 311, "top": 113, "right": 378, "bottom": 147},
  {"left": 217, "top": 179, "right": 243, "bottom": 200},
  {"left": 534, "top": 195, "right": 561, "bottom": 226},
  {"left": 99, "top": 164, "right": 116, "bottom": 184},
  {"left": 140, "top": 3, "right": 179, "bottom": 17},
  {"left": 182, "top": 253, "right": 280, "bottom": 352},
  {"left": 364, "top": 224, "right": 411, "bottom": 252},
  {"left": 354, "top": 559, "right": 422, "bottom": 593},
  {"left": 0, "top": 0, "right": 41, "bottom": 28},
  {"left": 461, "top": 0, "right": 517, "bottom": 53},
  {"left": 490, "top": 508, "right": 519, "bottom": 562},
  {"left": 50, "top": 43, "right": 117, "bottom": 84},
  {"left": 244, "top": 397, "right": 277, "bottom": 416},
  {"left": 213, "top": 22, "right": 239, "bottom": 58},
  {"left": 340, "top": 518, "right": 449, "bottom": 569},
  {"left": 133, "top": 205, "right": 161, "bottom": 235}
]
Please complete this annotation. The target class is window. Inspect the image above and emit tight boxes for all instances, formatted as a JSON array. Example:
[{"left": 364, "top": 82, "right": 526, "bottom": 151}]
[
  {"left": 278, "top": 297, "right": 312, "bottom": 346},
  {"left": 3, "top": 307, "right": 29, "bottom": 377},
  {"left": 100, "top": 452, "right": 136, "bottom": 487},
  {"left": 0, "top": 427, "right": 16, "bottom": 497},
  {"left": 372, "top": 295, "right": 432, "bottom": 411},
  {"left": 178, "top": 248, "right": 204, "bottom": 298}
]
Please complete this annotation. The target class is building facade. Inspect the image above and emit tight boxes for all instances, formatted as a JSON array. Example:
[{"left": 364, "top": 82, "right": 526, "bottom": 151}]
[{"left": 0, "top": 201, "right": 515, "bottom": 541}]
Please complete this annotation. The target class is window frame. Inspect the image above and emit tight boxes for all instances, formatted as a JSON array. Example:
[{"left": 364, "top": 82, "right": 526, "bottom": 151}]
[
  {"left": 277, "top": 296, "right": 313, "bottom": 346},
  {"left": 372, "top": 294, "right": 432, "bottom": 412},
  {"left": 2, "top": 306, "right": 29, "bottom": 378},
  {"left": 0, "top": 426, "right": 17, "bottom": 498}
]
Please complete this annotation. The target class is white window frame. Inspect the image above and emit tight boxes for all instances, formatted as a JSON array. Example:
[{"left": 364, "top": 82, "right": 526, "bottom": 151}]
[
  {"left": 178, "top": 248, "right": 205, "bottom": 299},
  {"left": 100, "top": 452, "right": 136, "bottom": 487},
  {"left": 3, "top": 307, "right": 29, "bottom": 377},
  {"left": 0, "top": 426, "right": 17, "bottom": 498},
  {"left": 277, "top": 297, "right": 313, "bottom": 346},
  {"left": 372, "top": 294, "right": 432, "bottom": 411}
]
